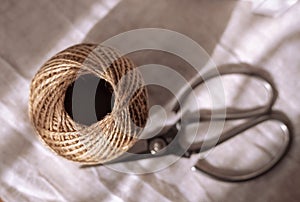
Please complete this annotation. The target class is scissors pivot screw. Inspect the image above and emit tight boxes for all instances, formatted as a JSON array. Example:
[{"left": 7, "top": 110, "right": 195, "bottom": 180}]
[{"left": 149, "top": 138, "right": 166, "bottom": 154}]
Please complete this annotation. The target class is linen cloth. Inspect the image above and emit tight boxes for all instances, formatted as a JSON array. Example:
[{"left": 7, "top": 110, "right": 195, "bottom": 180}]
[{"left": 1, "top": 0, "right": 300, "bottom": 201}]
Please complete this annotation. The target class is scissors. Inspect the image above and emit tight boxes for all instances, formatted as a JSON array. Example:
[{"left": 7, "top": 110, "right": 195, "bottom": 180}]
[{"left": 99, "top": 63, "right": 293, "bottom": 182}]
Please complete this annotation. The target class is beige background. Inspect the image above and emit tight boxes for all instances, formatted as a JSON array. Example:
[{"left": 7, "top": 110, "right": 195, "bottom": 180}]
[{"left": 0, "top": 0, "right": 300, "bottom": 201}]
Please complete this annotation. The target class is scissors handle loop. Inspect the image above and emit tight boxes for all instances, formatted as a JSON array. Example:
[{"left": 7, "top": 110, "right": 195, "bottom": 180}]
[
  {"left": 192, "top": 110, "right": 292, "bottom": 181},
  {"left": 172, "top": 63, "right": 278, "bottom": 118}
]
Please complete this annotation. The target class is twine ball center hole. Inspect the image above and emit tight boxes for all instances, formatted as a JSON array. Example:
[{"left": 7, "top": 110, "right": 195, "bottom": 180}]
[{"left": 64, "top": 74, "right": 114, "bottom": 126}]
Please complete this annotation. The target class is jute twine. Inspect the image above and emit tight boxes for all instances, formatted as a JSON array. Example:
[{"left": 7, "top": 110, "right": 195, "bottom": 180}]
[{"left": 29, "top": 44, "right": 149, "bottom": 164}]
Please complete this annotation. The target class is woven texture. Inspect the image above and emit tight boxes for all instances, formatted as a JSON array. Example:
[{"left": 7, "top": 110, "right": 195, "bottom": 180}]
[{"left": 29, "top": 44, "right": 149, "bottom": 164}]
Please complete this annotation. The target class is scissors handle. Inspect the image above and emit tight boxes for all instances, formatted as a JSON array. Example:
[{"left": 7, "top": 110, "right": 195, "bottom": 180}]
[
  {"left": 174, "top": 63, "right": 292, "bottom": 181},
  {"left": 171, "top": 63, "right": 278, "bottom": 117},
  {"left": 191, "top": 110, "right": 292, "bottom": 181}
]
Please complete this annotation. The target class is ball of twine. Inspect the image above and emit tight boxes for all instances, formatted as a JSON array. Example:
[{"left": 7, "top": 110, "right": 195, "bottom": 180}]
[{"left": 29, "top": 44, "right": 149, "bottom": 165}]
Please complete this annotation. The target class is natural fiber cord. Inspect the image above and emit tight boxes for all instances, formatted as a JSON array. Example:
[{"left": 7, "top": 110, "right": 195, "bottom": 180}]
[{"left": 29, "top": 44, "right": 149, "bottom": 165}]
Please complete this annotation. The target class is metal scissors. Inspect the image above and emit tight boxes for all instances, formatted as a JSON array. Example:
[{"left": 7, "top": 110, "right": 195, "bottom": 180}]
[{"left": 102, "top": 63, "right": 293, "bottom": 182}]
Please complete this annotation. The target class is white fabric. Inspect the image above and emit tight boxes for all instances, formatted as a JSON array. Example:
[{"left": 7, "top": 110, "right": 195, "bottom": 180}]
[{"left": 1, "top": 0, "right": 300, "bottom": 201}]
